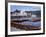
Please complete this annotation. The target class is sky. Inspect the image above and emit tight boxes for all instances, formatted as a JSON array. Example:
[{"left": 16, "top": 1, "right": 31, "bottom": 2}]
[{"left": 10, "top": 5, "right": 41, "bottom": 12}]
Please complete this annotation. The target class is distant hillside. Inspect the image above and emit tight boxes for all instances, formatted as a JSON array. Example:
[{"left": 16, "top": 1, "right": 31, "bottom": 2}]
[
  {"left": 11, "top": 9, "right": 41, "bottom": 17},
  {"left": 32, "top": 11, "right": 41, "bottom": 17}
]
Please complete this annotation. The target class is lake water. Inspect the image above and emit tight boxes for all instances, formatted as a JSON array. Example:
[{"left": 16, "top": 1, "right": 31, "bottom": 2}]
[
  {"left": 11, "top": 21, "right": 41, "bottom": 31},
  {"left": 14, "top": 17, "right": 41, "bottom": 27},
  {"left": 11, "top": 17, "right": 41, "bottom": 31},
  {"left": 20, "top": 21, "right": 41, "bottom": 27}
]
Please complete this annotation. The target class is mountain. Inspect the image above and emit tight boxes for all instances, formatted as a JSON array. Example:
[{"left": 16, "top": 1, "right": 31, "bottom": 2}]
[{"left": 11, "top": 9, "right": 41, "bottom": 17}]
